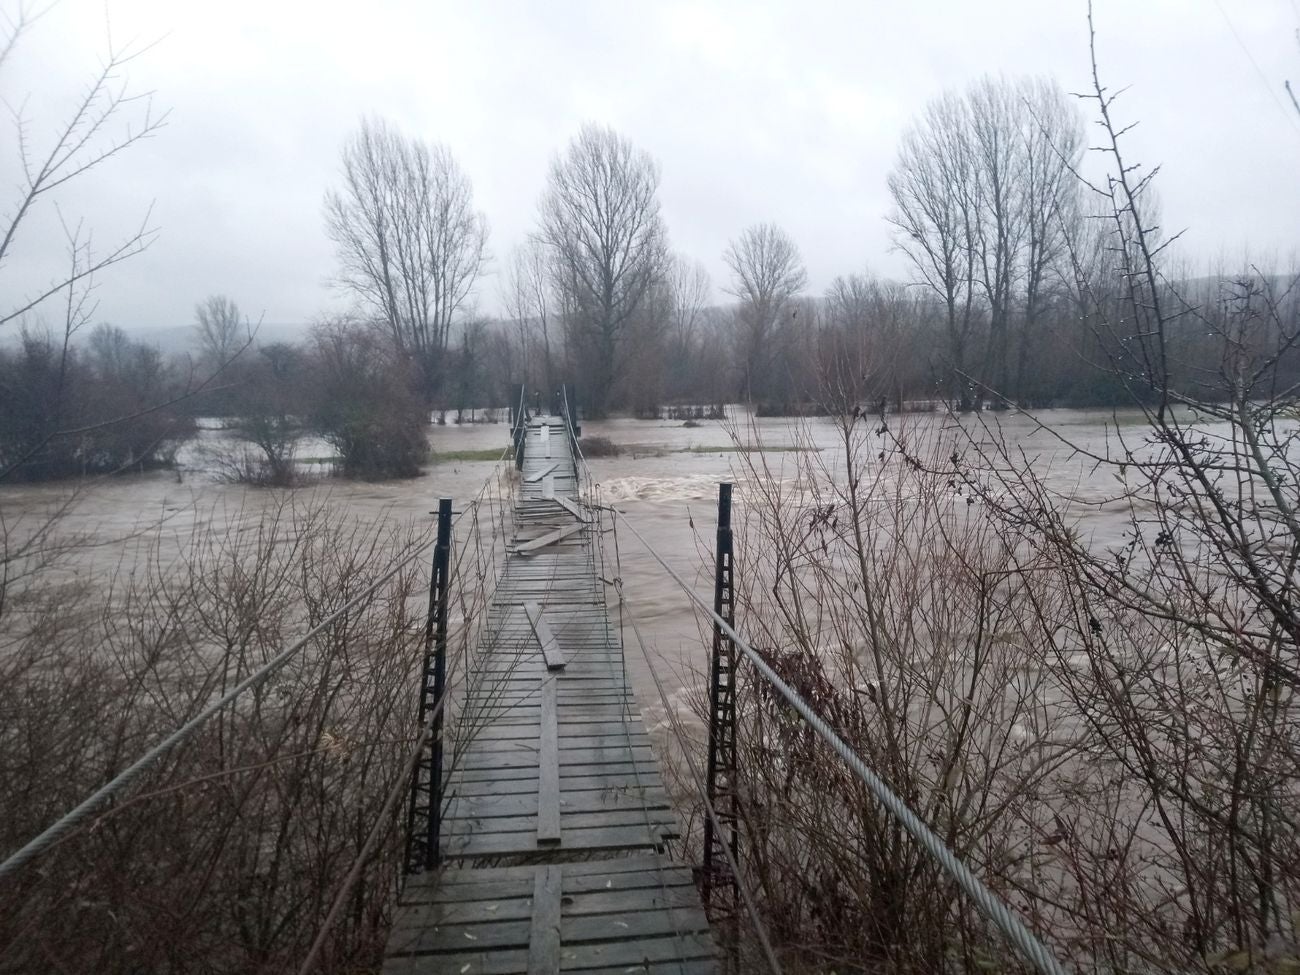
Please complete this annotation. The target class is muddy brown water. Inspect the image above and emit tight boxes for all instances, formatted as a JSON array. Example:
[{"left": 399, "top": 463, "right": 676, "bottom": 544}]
[{"left": 0, "top": 406, "right": 1198, "bottom": 754}]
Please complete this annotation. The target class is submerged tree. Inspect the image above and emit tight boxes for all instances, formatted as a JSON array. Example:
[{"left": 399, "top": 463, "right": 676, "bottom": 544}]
[
  {"left": 308, "top": 319, "right": 427, "bottom": 479},
  {"left": 723, "top": 222, "right": 808, "bottom": 405},
  {"left": 324, "top": 117, "right": 488, "bottom": 402},
  {"left": 538, "top": 123, "right": 667, "bottom": 415}
]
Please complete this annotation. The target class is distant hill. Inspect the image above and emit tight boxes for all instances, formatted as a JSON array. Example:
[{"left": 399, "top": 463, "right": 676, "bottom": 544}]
[
  {"left": 0, "top": 321, "right": 316, "bottom": 354},
  {"left": 126, "top": 322, "right": 315, "bottom": 356}
]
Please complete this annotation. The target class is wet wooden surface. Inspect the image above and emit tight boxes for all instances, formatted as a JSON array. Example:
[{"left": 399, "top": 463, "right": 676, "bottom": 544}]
[{"left": 383, "top": 416, "right": 716, "bottom": 974}]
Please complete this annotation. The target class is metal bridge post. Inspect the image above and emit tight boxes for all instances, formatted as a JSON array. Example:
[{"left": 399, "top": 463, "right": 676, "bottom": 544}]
[
  {"left": 405, "top": 498, "right": 453, "bottom": 874},
  {"left": 511, "top": 384, "right": 527, "bottom": 470},
  {"left": 563, "top": 384, "right": 580, "bottom": 439},
  {"left": 703, "top": 483, "right": 739, "bottom": 919}
]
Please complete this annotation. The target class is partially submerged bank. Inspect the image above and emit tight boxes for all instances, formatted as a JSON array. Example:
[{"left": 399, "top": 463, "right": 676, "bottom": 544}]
[{"left": 636, "top": 401, "right": 1300, "bottom": 973}]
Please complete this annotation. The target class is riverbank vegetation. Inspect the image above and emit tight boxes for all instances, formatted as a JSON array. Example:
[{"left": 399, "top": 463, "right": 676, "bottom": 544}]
[
  {"left": 666, "top": 21, "right": 1300, "bottom": 973},
  {"left": 0, "top": 500, "right": 424, "bottom": 972}
]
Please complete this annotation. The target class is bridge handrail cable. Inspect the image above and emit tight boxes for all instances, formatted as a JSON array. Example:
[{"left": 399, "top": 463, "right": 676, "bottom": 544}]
[
  {"left": 564, "top": 413, "right": 784, "bottom": 972},
  {"left": 607, "top": 516, "right": 786, "bottom": 975},
  {"left": 0, "top": 455, "right": 515, "bottom": 885},
  {"left": 609, "top": 508, "right": 1071, "bottom": 975}
]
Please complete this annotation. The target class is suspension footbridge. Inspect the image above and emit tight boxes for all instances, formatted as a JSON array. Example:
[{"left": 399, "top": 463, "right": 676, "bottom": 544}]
[
  {"left": 385, "top": 411, "right": 717, "bottom": 973},
  {"left": 0, "top": 384, "right": 1070, "bottom": 975}
]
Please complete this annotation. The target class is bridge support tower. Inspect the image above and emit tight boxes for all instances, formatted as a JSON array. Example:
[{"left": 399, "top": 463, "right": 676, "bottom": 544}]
[
  {"left": 404, "top": 498, "right": 452, "bottom": 873},
  {"left": 703, "top": 483, "right": 739, "bottom": 958}
]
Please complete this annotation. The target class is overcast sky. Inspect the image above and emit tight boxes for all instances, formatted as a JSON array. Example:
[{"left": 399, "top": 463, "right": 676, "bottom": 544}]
[{"left": 4, "top": 0, "right": 1299, "bottom": 334}]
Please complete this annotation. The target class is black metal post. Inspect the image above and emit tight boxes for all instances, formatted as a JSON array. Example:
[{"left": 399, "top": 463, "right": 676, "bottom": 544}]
[
  {"left": 405, "top": 498, "right": 453, "bottom": 873},
  {"left": 703, "top": 483, "right": 738, "bottom": 911},
  {"left": 510, "top": 384, "right": 527, "bottom": 470},
  {"left": 566, "top": 384, "right": 581, "bottom": 439}
]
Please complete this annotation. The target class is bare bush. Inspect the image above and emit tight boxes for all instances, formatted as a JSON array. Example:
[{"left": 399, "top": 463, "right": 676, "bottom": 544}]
[
  {"left": 577, "top": 435, "right": 621, "bottom": 458},
  {"left": 692, "top": 416, "right": 1072, "bottom": 973},
  {"left": 0, "top": 497, "right": 427, "bottom": 973},
  {"left": 309, "top": 321, "right": 428, "bottom": 480}
]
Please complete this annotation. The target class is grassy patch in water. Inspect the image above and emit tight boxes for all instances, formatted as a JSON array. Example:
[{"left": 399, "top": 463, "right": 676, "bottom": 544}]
[
  {"left": 677, "top": 444, "right": 823, "bottom": 454},
  {"left": 433, "top": 447, "right": 509, "bottom": 462}
]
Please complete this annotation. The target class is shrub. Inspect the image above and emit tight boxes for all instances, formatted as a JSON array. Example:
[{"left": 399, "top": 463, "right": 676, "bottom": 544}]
[
  {"left": 0, "top": 497, "right": 425, "bottom": 973},
  {"left": 0, "top": 327, "right": 195, "bottom": 481},
  {"left": 309, "top": 322, "right": 428, "bottom": 480},
  {"left": 577, "top": 435, "right": 621, "bottom": 457}
]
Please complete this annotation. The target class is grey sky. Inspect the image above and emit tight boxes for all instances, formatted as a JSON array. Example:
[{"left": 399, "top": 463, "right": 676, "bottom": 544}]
[{"left": 5, "top": 0, "right": 1299, "bottom": 334}]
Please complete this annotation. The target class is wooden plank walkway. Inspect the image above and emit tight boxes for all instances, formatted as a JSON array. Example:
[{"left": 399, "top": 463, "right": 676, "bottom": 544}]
[{"left": 383, "top": 416, "right": 717, "bottom": 975}]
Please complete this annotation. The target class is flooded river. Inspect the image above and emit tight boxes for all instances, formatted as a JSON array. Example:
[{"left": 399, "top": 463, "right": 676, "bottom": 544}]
[{"left": 0, "top": 405, "right": 1178, "bottom": 743}]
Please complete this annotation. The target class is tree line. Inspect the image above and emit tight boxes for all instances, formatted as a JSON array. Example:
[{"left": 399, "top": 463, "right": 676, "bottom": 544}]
[
  {"left": 294, "top": 74, "right": 1298, "bottom": 421},
  {"left": 4, "top": 74, "right": 1296, "bottom": 484}
]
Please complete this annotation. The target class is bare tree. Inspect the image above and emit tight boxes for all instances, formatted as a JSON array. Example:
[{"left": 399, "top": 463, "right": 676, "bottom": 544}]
[
  {"left": 0, "top": 7, "right": 167, "bottom": 331},
  {"left": 820, "top": 271, "right": 923, "bottom": 411},
  {"left": 500, "top": 240, "right": 553, "bottom": 391},
  {"left": 824, "top": 271, "right": 875, "bottom": 336},
  {"left": 324, "top": 117, "right": 488, "bottom": 402},
  {"left": 887, "top": 77, "right": 1083, "bottom": 410},
  {"left": 664, "top": 255, "right": 711, "bottom": 400},
  {"left": 887, "top": 91, "right": 980, "bottom": 410},
  {"left": 538, "top": 123, "right": 667, "bottom": 415},
  {"left": 1016, "top": 78, "right": 1084, "bottom": 400},
  {"left": 723, "top": 222, "right": 807, "bottom": 404},
  {"left": 667, "top": 255, "right": 711, "bottom": 350},
  {"left": 194, "top": 295, "right": 247, "bottom": 365}
]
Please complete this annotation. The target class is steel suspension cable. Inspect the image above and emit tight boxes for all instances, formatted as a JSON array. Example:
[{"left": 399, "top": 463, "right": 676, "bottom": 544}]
[
  {"left": 610, "top": 508, "right": 1071, "bottom": 975},
  {"left": 571, "top": 413, "right": 778, "bottom": 973},
  {"left": 608, "top": 513, "right": 784, "bottom": 975}
]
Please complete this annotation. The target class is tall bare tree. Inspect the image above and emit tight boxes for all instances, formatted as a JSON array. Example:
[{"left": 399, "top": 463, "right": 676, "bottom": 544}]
[
  {"left": 1016, "top": 77, "right": 1084, "bottom": 399},
  {"left": 538, "top": 123, "right": 667, "bottom": 414},
  {"left": 723, "top": 222, "right": 807, "bottom": 404},
  {"left": 500, "top": 240, "right": 553, "bottom": 391},
  {"left": 324, "top": 117, "right": 488, "bottom": 402},
  {"left": 194, "top": 294, "right": 247, "bottom": 365},
  {"left": 887, "top": 77, "right": 1083, "bottom": 409},
  {"left": 888, "top": 91, "right": 980, "bottom": 410}
]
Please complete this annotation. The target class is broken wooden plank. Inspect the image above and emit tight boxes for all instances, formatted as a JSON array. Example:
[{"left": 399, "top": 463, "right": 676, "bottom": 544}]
[
  {"left": 554, "top": 496, "right": 588, "bottom": 522},
  {"left": 537, "top": 677, "right": 561, "bottom": 845},
  {"left": 524, "top": 601, "right": 567, "bottom": 670},
  {"left": 542, "top": 473, "right": 555, "bottom": 499},
  {"left": 524, "top": 462, "right": 559, "bottom": 483},
  {"left": 515, "top": 522, "right": 584, "bottom": 555},
  {"left": 526, "top": 865, "right": 562, "bottom": 973}
]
